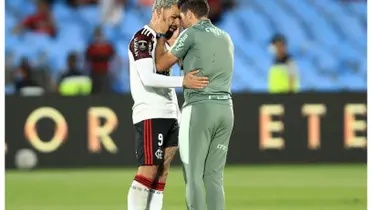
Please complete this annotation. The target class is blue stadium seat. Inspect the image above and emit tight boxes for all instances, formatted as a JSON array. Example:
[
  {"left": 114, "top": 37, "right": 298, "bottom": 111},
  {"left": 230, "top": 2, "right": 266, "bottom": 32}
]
[
  {"left": 121, "top": 10, "right": 145, "bottom": 38},
  {"left": 6, "top": 0, "right": 23, "bottom": 9},
  {"left": 53, "top": 3, "right": 79, "bottom": 22},
  {"left": 316, "top": 53, "right": 338, "bottom": 74},
  {"left": 138, "top": 6, "right": 153, "bottom": 23},
  {"left": 232, "top": 56, "right": 254, "bottom": 91},
  {"left": 348, "top": 2, "right": 367, "bottom": 17},
  {"left": 311, "top": 0, "right": 366, "bottom": 49},
  {"left": 336, "top": 42, "right": 364, "bottom": 69},
  {"left": 333, "top": 15, "right": 366, "bottom": 49},
  {"left": 6, "top": 0, "right": 35, "bottom": 18},
  {"left": 283, "top": 0, "right": 323, "bottom": 24},
  {"left": 102, "top": 25, "right": 121, "bottom": 43},
  {"left": 5, "top": 33, "right": 20, "bottom": 52},
  {"left": 312, "top": 76, "right": 341, "bottom": 92},
  {"left": 338, "top": 73, "right": 366, "bottom": 91},
  {"left": 218, "top": 12, "right": 249, "bottom": 51},
  {"left": 359, "top": 59, "right": 367, "bottom": 76},
  {"left": 234, "top": 8, "right": 273, "bottom": 45},
  {"left": 252, "top": 0, "right": 282, "bottom": 18},
  {"left": 244, "top": 42, "right": 272, "bottom": 76},
  {"left": 115, "top": 40, "right": 130, "bottom": 62},
  {"left": 296, "top": 59, "right": 320, "bottom": 87},
  {"left": 310, "top": 19, "right": 341, "bottom": 50},
  {"left": 305, "top": 45, "right": 339, "bottom": 75},
  {"left": 115, "top": 66, "right": 130, "bottom": 93},
  {"left": 22, "top": 32, "right": 54, "bottom": 53},
  {"left": 57, "top": 35, "right": 86, "bottom": 54},
  {"left": 311, "top": 0, "right": 348, "bottom": 16},
  {"left": 5, "top": 11, "right": 17, "bottom": 32},
  {"left": 47, "top": 44, "right": 69, "bottom": 74},
  {"left": 284, "top": 1, "right": 341, "bottom": 50},
  {"left": 57, "top": 22, "right": 87, "bottom": 52},
  {"left": 78, "top": 6, "right": 100, "bottom": 29},
  {"left": 11, "top": 41, "right": 40, "bottom": 66},
  {"left": 58, "top": 21, "right": 85, "bottom": 37},
  {"left": 249, "top": 76, "right": 268, "bottom": 92},
  {"left": 235, "top": 56, "right": 269, "bottom": 92},
  {"left": 252, "top": 0, "right": 309, "bottom": 51},
  {"left": 4, "top": 0, "right": 367, "bottom": 93}
]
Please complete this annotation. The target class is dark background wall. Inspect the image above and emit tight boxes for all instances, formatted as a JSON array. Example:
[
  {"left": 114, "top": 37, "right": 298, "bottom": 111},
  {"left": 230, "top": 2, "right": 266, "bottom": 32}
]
[{"left": 5, "top": 93, "right": 367, "bottom": 169}]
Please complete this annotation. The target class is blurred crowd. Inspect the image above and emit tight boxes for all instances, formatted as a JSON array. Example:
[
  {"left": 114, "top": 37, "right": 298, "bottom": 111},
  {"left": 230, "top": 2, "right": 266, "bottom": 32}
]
[
  {"left": 5, "top": 0, "right": 235, "bottom": 96},
  {"left": 5, "top": 0, "right": 366, "bottom": 96}
]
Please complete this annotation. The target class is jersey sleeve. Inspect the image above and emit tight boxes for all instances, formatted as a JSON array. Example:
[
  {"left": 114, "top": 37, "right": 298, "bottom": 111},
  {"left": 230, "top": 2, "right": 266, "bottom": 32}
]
[
  {"left": 129, "top": 29, "right": 184, "bottom": 88},
  {"left": 129, "top": 30, "right": 154, "bottom": 61},
  {"left": 170, "top": 29, "right": 193, "bottom": 59},
  {"left": 135, "top": 59, "right": 184, "bottom": 88}
]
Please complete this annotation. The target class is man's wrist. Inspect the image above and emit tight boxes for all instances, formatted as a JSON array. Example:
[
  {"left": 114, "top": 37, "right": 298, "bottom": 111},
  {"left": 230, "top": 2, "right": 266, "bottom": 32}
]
[
  {"left": 180, "top": 76, "right": 185, "bottom": 87},
  {"left": 157, "top": 33, "right": 168, "bottom": 39}
]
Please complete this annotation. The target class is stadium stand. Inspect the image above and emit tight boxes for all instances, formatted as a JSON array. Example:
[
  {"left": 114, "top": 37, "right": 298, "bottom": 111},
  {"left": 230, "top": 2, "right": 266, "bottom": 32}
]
[{"left": 5, "top": 0, "right": 367, "bottom": 94}]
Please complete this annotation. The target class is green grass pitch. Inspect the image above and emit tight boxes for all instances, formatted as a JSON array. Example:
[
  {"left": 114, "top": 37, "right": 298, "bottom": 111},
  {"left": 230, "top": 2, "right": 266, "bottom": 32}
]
[{"left": 5, "top": 164, "right": 366, "bottom": 210}]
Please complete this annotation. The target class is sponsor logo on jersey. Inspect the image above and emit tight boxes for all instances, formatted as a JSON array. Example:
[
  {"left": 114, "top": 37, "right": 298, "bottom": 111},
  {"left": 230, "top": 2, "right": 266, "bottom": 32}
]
[
  {"left": 134, "top": 37, "right": 139, "bottom": 57},
  {"left": 175, "top": 34, "right": 189, "bottom": 51},
  {"left": 217, "top": 144, "right": 228, "bottom": 152},
  {"left": 155, "top": 149, "right": 163, "bottom": 159},
  {"left": 205, "top": 27, "right": 226, "bottom": 37}
]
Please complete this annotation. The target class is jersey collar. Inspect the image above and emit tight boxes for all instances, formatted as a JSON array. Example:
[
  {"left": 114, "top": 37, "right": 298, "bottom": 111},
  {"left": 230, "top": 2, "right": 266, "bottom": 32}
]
[
  {"left": 196, "top": 19, "right": 211, "bottom": 25},
  {"left": 144, "top": 25, "right": 157, "bottom": 37}
]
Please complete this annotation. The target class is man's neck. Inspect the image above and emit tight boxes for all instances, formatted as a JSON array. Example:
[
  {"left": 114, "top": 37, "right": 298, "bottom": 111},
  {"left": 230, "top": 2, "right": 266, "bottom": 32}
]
[
  {"left": 148, "top": 21, "right": 157, "bottom": 33},
  {"left": 191, "top": 16, "right": 209, "bottom": 25}
]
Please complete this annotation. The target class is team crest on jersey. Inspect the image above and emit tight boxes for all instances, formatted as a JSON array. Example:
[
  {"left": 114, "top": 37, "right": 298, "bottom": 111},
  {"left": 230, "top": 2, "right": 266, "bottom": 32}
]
[
  {"left": 155, "top": 149, "right": 163, "bottom": 159},
  {"left": 138, "top": 40, "right": 148, "bottom": 52}
]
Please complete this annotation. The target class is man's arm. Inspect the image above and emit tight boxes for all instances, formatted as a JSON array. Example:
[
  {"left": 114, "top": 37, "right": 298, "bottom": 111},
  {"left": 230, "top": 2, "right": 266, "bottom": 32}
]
[
  {"left": 130, "top": 30, "right": 184, "bottom": 88},
  {"left": 130, "top": 29, "right": 207, "bottom": 89},
  {"left": 135, "top": 58, "right": 184, "bottom": 88},
  {"left": 155, "top": 36, "right": 179, "bottom": 72},
  {"left": 155, "top": 29, "right": 193, "bottom": 72}
]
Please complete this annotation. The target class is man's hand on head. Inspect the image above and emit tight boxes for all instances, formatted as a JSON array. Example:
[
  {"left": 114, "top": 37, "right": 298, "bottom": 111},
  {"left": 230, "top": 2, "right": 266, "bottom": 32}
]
[
  {"left": 168, "top": 27, "right": 180, "bottom": 46},
  {"left": 154, "top": 8, "right": 171, "bottom": 34}
]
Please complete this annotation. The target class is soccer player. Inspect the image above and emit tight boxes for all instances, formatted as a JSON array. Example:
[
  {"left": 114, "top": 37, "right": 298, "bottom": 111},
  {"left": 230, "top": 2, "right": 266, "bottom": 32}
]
[
  {"left": 154, "top": 0, "right": 234, "bottom": 209},
  {"left": 127, "top": 0, "right": 209, "bottom": 209}
]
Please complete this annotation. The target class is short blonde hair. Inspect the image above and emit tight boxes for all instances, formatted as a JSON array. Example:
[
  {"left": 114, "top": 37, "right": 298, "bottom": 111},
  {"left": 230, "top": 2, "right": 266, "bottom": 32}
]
[{"left": 152, "top": 0, "right": 178, "bottom": 11}]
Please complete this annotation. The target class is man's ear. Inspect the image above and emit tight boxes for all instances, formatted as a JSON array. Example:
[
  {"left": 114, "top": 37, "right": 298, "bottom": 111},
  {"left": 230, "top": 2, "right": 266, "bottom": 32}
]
[
  {"left": 156, "top": 8, "right": 162, "bottom": 16},
  {"left": 187, "top": 10, "right": 193, "bottom": 20}
]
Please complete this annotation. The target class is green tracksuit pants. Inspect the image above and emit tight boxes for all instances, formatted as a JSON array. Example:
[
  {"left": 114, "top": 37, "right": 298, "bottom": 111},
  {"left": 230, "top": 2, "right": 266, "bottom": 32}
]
[{"left": 179, "top": 99, "right": 234, "bottom": 210}]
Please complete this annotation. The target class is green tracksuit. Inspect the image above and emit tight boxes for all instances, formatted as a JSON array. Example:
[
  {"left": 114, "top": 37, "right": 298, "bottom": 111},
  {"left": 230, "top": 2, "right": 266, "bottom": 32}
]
[{"left": 171, "top": 19, "right": 234, "bottom": 210}]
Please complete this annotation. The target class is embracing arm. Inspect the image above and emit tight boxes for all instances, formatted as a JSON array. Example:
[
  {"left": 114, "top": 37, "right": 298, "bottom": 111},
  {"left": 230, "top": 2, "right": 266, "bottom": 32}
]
[
  {"left": 155, "top": 36, "right": 179, "bottom": 72},
  {"left": 135, "top": 58, "right": 184, "bottom": 88},
  {"left": 155, "top": 29, "right": 193, "bottom": 72},
  {"left": 130, "top": 28, "right": 206, "bottom": 89},
  {"left": 130, "top": 29, "right": 184, "bottom": 88}
]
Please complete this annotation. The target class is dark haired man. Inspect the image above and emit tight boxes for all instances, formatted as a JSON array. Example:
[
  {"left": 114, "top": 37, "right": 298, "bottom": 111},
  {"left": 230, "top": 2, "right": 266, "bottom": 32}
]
[{"left": 155, "top": 0, "right": 235, "bottom": 209}]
